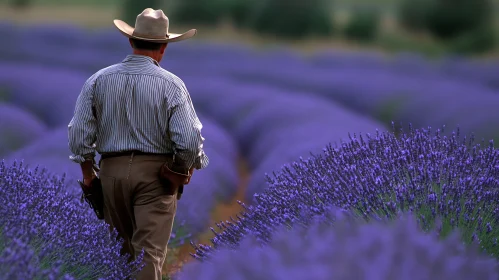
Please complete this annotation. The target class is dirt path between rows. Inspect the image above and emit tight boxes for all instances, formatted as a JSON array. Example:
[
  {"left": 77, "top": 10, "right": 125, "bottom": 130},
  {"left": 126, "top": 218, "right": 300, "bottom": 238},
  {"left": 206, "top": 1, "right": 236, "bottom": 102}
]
[{"left": 163, "top": 156, "right": 251, "bottom": 276}]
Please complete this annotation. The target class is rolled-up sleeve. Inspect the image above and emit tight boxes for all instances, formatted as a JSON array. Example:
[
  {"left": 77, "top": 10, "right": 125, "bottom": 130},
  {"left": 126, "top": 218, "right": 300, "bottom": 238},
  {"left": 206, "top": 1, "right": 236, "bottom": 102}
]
[
  {"left": 168, "top": 84, "right": 209, "bottom": 170},
  {"left": 68, "top": 76, "right": 97, "bottom": 164}
]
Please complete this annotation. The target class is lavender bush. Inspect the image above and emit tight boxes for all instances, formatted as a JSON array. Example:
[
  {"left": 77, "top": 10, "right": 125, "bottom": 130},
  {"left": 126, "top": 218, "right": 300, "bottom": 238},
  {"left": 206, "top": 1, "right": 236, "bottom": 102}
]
[
  {"left": 2, "top": 23, "right": 499, "bottom": 94},
  {"left": 0, "top": 62, "right": 87, "bottom": 127},
  {"left": 245, "top": 117, "right": 384, "bottom": 201},
  {"left": 198, "top": 115, "right": 239, "bottom": 166},
  {"left": 308, "top": 51, "right": 499, "bottom": 91},
  {"left": 4, "top": 127, "right": 89, "bottom": 180},
  {"left": 181, "top": 209, "right": 499, "bottom": 280},
  {"left": 192, "top": 125, "right": 499, "bottom": 260},
  {"left": 173, "top": 116, "right": 240, "bottom": 235},
  {"left": 3, "top": 24, "right": 499, "bottom": 147},
  {"left": 0, "top": 161, "right": 144, "bottom": 279},
  {"left": 0, "top": 103, "right": 47, "bottom": 157},
  {"left": 182, "top": 76, "right": 387, "bottom": 201},
  {"left": 226, "top": 57, "right": 499, "bottom": 143},
  {"left": 439, "top": 56, "right": 499, "bottom": 90}
]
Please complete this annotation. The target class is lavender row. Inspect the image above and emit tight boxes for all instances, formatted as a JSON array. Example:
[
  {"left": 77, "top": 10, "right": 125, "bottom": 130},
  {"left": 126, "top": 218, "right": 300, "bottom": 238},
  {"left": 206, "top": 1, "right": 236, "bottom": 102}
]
[
  {"left": 191, "top": 127, "right": 499, "bottom": 262},
  {"left": 3, "top": 41, "right": 498, "bottom": 150},
  {"left": 2, "top": 22, "right": 499, "bottom": 90},
  {"left": 0, "top": 103, "right": 47, "bottom": 158},
  {"left": 225, "top": 59, "right": 499, "bottom": 144},
  {"left": 0, "top": 23, "right": 252, "bottom": 76},
  {"left": 0, "top": 62, "right": 87, "bottom": 127},
  {"left": 5, "top": 24, "right": 499, "bottom": 201},
  {"left": 181, "top": 209, "right": 499, "bottom": 280},
  {"left": 174, "top": 115, "right": 240, "bottom": 234},
  {"left": 180, "top": 75, "right": 386, "bottom": 201},
  {"left": 0, "top": 61, "right": 386, "bottom": 206},
  {"left": 309, "top": 50, "right": 499, "bottom": 90},
  {"left": 0, "top": 161, "right": 144, "bottom": 279}
]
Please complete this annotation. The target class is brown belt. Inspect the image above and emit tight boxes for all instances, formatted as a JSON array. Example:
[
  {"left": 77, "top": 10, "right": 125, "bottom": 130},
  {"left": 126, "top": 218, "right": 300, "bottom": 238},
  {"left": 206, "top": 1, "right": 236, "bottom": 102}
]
[{"left": 100, "top": 150, "right": 173, "bottom": 160}]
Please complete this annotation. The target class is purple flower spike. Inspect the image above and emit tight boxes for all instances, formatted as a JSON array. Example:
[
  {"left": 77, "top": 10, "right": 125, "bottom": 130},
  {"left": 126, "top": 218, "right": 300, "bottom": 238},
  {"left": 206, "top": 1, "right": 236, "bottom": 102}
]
[
  {"left": 0, "top": 161, "right": 145, "bottom": 278},
  {"left": 191, "top": 126, "right": 499, "bottom": 262},
  {"left": 180, "top": 210, "right": 499, "bottom": 280}
]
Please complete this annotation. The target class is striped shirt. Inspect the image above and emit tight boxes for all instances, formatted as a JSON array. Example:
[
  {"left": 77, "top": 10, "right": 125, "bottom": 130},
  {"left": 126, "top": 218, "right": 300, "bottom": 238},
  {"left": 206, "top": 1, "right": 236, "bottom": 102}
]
[{"left": 68, "top": 54, "right": 209, "bottom": 170}]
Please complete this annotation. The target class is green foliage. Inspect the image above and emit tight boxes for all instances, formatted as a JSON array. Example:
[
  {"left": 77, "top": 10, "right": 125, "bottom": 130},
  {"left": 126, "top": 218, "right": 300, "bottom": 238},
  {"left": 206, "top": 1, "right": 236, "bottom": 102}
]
[
  {"left": 425, "top": 0, "right": 494, "bottom": 40},
  {"left": 396, "top": 0, "right": 497, "bottom": 54},
  {"left": 169, "top": 0, "right": 232, "bottom": 26},
  {"left": 0, "top": 88, "right": 8, "bottom": 102},
  {"left": 375, "top": 95, "right": 408, "bottom": 125},
  {"left": 448, "top": 24, "right": 497, "bottom": 54},
  {"left": 248, "top": 0, "right": 334, "bottom": 39},
  {"left": 397, "top": 0, "right": 495, "bottom": 40},
  {"left": 226, "top": 0, "right": 255, "bottom": 28},
  {"left": 9, "top": 0, "right": 31, "bottom": 9},
  {"left": 397, "top": 0, "right": 434, "bottom": 32},
  {"left": 343, "top": 8, "right": 380, "bottom": 42},
  {"left": 168, "top": 220, "right": 192, "bottom": 248},
  {"left": 122, "top": 0, "right": 164, "bottom": 25},
  {"left": 376, "top": 32, "right": 445, "bottom": 57}
]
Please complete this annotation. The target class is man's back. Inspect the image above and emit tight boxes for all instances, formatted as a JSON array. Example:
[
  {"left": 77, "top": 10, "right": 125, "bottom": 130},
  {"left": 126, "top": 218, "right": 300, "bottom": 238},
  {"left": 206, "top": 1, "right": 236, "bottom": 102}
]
[
  {"left": 69, "top": 54, "right": 208, "bottom": 170},
  {"left": 92, "top": 55, "right": 187, "bottom": 155}
]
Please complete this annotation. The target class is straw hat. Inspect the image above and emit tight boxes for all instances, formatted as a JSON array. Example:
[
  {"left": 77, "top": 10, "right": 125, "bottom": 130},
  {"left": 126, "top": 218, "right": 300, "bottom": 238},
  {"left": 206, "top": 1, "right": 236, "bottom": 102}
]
[{"left": 114, "top": 8, "right": 196, "bottom": 43}]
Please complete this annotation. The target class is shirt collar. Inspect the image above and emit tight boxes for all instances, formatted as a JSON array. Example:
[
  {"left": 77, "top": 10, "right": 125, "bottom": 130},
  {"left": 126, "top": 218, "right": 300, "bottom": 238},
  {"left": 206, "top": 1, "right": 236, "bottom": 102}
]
[{"left": 122, "top": 54, "right": 160, "bottom": 66}]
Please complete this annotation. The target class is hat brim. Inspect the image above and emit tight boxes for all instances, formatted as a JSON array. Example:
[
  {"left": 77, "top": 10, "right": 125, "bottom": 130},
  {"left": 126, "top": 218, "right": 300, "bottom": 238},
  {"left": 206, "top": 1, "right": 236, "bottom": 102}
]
[{"left": 113, "top": 19, "right": 196, "bottom": 43}]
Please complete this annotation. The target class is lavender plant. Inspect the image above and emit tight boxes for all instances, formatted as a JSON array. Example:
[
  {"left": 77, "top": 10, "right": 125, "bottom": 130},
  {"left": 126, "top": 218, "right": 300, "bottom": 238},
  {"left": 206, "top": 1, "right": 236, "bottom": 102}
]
[
  {"left": 0, "top": 103, "right": 47, "bottom": 157},
  {"left": 192, "top": 125, "right": 499, "bottom": 260},
  {"left": 0, "top": 62, "right": 87, "bottom": 127},
  {"left": 0, "top": 161, "right": 145, "bottom": 279},
  {"left": 181, "top": 209, "right": 499, "bottom": 280}
]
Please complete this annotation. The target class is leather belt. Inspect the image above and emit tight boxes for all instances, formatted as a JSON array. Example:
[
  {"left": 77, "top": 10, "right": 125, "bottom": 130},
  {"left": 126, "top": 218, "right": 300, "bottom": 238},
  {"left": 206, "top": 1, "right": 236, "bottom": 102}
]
[{"left": 100, "top": 150, "right": 173, "bottom": 160}]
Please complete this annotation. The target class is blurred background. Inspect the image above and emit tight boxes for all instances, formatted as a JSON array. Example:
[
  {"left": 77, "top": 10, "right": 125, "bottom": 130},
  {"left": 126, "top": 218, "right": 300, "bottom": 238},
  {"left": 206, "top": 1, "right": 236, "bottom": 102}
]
[
  {"left": 1, "top": 0, "right": 499, "bottom": 275},
  {"left": 1, "top": 0, "right": 499, "bottom": 55}
]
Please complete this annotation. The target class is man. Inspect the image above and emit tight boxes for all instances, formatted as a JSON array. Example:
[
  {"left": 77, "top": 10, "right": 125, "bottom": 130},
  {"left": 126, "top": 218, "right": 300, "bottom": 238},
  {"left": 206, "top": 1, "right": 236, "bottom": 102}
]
[{"left": 68, "top": 8, "right": 208, "bottom": 280}]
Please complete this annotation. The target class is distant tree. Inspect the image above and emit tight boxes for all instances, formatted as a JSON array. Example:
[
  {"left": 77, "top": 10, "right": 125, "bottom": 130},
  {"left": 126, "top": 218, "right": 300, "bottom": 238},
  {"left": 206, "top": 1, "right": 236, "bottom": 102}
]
[
  {"left": 343, "top": 8, "right": 381, "bottom": 42},
  {"left": 398, "top": 0, "right": 494, "bottom": 40},
  {"left": 249, "top": 0, "right": 334, "bottom": 39},
  {"left": 169, "top": 0, "right": 232, "bottom": 26},
  {"left": 425, "top": 0, "right": 494, "bottom": 39},
  {"left": 10, "top": 0, "right": 31, "bottom": 9},
  {"left": 397, "top": 0, "right": 496, "bottom": 53}
]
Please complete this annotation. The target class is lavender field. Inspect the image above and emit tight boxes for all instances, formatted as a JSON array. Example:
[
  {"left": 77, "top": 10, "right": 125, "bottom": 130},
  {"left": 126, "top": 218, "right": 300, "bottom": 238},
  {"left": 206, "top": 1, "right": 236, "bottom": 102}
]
[{"left": 1, "top": 22, "right": 499, "bottom": 279}]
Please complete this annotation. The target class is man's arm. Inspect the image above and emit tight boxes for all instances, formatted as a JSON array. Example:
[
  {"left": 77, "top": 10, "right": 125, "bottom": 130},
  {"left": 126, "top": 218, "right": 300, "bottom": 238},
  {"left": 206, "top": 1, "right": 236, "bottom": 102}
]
[
  {"left": 68, "top": 77, "right": 98, "bottom": 181},
  {"left": 168, "top": 84, "right": 209, "bottom": 170}
]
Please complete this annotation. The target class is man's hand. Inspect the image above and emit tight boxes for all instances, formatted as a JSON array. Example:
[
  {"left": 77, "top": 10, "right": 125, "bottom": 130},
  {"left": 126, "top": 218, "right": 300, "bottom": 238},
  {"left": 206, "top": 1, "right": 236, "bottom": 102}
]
[
  {"left": 81, "top": 159, "right": 97, "bottom": 187},
  {"left": 183, "top": 167, "right": 195, "bottom": 185}
]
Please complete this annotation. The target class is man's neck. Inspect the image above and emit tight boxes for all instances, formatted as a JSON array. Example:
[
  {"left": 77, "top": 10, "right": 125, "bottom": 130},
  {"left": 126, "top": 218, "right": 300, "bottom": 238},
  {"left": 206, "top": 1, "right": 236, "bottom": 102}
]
[{"left": 132, "top": 50, "right": 159, "bottom": 62}]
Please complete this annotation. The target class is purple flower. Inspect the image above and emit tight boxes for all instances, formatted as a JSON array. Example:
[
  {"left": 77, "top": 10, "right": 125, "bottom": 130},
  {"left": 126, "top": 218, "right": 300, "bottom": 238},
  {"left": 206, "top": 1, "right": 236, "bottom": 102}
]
[
  {"left": 4, "top": 127, "right": 88, "bottom": 181},
  {"left": 0, "top": 161, "right": 145, "bottom": 278},
  {"left": 191, "top": 126, "right": 499, "bottom": 261},
  {"left": 180, "top": 210, "right": 499, "bottom": 280},
  {"left": 0, "top": 62, "right": 87, "bottom": 127},
  {"left": 0, "top": 103, "right": 47, "bottom": 157},
  {"left": 182, "top": 76, "right": 386, "bottom": 202}
]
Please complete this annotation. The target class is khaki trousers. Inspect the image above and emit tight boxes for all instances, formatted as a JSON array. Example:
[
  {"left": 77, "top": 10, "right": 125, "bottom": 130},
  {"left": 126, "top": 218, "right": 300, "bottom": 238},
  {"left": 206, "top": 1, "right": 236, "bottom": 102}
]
[{"left": 99, "top": 154, "right": 177, "bottom": 280}]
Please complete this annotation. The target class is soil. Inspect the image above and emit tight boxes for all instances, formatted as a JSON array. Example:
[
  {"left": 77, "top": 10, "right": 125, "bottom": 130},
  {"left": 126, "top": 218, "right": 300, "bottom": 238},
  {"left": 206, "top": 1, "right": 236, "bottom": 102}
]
[{"left": 163, "top": 156, "right": 251, "bottom": 276}]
